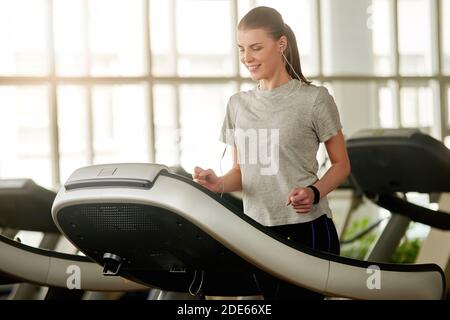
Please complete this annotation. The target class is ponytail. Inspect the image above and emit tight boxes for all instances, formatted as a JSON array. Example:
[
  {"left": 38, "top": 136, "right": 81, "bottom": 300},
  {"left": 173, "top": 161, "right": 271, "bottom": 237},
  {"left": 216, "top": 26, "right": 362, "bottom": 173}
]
[{"left": 283, "top": 24, "right": 311, "bottom": 85}]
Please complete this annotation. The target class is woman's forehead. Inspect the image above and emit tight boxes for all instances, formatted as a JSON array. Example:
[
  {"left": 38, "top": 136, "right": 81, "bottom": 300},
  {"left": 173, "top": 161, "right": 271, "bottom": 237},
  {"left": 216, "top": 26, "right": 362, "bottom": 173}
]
[{"left": 237, "top": 28, "right": 272, "bottom": 45}]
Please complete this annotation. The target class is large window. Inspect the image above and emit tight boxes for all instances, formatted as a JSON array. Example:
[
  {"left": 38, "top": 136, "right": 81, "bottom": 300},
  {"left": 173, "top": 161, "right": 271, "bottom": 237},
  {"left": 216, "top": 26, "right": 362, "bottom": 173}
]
[
  {"left": 0, "top": 0, "right": 48, "bottom": 75},
  {"left": 443, "top": 0, "right": 450, "bottom": 74},
  {"left": 0, "top": 86, "right": 52, "bottom": 189},
  {"left": 398, "top": 0, "right": 433, "bottom": 75},
  {"left": 446, "top": 85, "right": 450, "bottom": 147},
  {"left": 151, "top": 0, "right": 233, "bottom": 76},
  {"left": 53, "top": 0, "right": 87, "bottom": 76},
  {"left": 178, "top": 83, "right": 235, "bottom": 172},
  {"left": 400, "top": 85, "right": 435, "bottom": 134},
  {"left": 378, "top": 84, "right": 396, "bottom": 127},
  {"left": 0, "top": 0, "right": 449, "bottom": 191},
  {"left": 322, "top": 0, "right": 394, "bottom": 76},
  {"left": 153, "top": 84, "right": 179, "bottom": 166},
  {"left": 448, "top": 85, "right": 450, "bottom": 127},
  {"left": 370, "top": 0, "right": 394, "bottom": 75},
  {"left": 57, "top": 85, "right": 89, "bottom": 183},
  {"left": 54, "top": 0, "right": 146, "bottom": 76},
  {"left": 92, "top": 84, "right": 149, "bottom": 163}
]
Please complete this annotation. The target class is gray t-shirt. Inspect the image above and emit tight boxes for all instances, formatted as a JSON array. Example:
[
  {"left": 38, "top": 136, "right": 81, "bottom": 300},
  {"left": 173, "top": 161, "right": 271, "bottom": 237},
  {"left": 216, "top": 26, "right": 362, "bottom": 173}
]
[{"left": 219, "top": 79, "right": 342, "bottom": 226}]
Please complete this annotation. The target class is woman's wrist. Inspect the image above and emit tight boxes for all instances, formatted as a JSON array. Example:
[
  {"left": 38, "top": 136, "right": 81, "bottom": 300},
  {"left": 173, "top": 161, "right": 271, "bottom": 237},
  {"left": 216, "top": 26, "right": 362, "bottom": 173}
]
[
  {"left": 307, "top": 185, "right": 321, "bottom": 204},
  {"left": 215, "top": 176, "right": 225, "bottom": 193}
]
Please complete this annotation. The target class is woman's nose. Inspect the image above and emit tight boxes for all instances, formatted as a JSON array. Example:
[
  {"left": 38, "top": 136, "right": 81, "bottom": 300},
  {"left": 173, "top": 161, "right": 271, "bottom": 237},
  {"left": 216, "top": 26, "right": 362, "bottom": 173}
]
[{"left": 243, "top": 51, "right": 253, "bottom": 63}]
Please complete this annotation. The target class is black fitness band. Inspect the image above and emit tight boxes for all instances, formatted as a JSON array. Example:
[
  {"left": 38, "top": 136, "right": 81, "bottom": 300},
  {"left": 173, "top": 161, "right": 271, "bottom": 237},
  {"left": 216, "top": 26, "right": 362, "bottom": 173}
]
[{"left": 307, "top": 185, "right": 321, "bottom": 204}]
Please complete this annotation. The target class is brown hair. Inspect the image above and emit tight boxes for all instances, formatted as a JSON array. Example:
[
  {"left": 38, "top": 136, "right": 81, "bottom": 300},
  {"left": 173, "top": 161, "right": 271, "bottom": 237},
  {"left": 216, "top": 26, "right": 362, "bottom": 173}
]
[{"left": 238, "top": 6, "right": 311, "bottom": 85}]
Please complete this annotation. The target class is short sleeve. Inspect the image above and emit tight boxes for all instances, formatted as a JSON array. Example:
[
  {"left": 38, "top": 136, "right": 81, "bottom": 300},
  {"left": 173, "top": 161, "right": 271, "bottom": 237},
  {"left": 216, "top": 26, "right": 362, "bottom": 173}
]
[
  {"left": 311, "top": 87, "right": 343, "bottom": 143},
  {"left": 219, "top": 96, "right": 237, "bottom": 146}
]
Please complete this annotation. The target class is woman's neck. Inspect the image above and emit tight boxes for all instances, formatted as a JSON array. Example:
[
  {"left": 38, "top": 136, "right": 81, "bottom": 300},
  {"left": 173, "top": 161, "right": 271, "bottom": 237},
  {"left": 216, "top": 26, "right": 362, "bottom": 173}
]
[{"left": 258, "top": 70, "right": 292, "bottom": 91}]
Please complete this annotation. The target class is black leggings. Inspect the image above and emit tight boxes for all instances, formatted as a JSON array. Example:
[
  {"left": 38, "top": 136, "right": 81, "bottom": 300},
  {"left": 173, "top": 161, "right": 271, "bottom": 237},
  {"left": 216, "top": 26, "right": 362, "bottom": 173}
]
[{"left": 253, "top": 214, "right": 340, "bottom": 300}]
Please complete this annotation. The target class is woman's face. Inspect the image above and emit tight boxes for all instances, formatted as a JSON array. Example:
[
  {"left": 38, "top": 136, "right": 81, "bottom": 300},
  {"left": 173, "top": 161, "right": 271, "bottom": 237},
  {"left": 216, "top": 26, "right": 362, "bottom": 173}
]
[{"left": 237, "top": 28, "right": 284, "bottom": 81}]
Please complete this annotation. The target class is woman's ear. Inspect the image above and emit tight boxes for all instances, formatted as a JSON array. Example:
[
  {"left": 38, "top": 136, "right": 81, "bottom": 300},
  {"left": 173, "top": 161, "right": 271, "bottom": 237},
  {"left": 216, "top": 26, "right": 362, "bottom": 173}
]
[{"left": 278, "top": 36, "right": 288, "bottom": 53}]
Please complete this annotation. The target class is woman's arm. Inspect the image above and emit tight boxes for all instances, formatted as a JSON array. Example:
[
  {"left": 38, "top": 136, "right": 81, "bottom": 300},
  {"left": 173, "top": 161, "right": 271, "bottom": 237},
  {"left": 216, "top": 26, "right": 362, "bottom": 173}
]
[
  {"left": 313, "top": 130, "right": 351, "bottom": 198},
  {"left": 193, "top": 145, "right": 242, "bottom": 193},
  {"left": 288, "top": 130, "right": 350, "bottom": 213},
  {"left": 218, "top": 145, "right": 242, "bottom": 193}
]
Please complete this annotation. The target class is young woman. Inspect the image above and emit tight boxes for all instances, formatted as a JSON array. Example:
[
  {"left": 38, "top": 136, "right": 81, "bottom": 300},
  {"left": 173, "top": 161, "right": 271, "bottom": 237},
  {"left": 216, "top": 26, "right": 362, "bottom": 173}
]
[{"left": 193, "top": 6, "right": 350, "bottom": 300}]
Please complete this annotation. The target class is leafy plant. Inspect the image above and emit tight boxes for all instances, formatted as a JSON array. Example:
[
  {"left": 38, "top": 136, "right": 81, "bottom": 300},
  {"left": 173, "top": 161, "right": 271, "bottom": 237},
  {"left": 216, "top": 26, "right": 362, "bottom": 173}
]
[
  {"left": 340, "top": 217, "right": 378, "bottom": 260},
  {"left": 390, "top": 237, "right": 422, "bottom": 263},
  {"left": 340, "top": 217, "right": 423, "bottom": 263}
]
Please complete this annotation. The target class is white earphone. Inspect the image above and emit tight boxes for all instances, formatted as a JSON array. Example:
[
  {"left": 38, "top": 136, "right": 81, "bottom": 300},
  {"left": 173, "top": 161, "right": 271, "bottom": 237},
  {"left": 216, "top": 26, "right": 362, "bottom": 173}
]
[{"left": 280, "top": 44, "right": 302, "bottom": 81}]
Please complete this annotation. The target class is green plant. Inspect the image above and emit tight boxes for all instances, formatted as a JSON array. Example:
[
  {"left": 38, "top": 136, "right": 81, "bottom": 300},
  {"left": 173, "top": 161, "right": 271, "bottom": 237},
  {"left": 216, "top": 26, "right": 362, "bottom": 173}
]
[
  {"left": 340, "top": 217, "right": 378, "bottom": 260},
  {"left": 340, "top": 217, "right": 424, "bottom": 263},
  {"left": 390, "top": 237, "right": 422, "bottom": 263}
]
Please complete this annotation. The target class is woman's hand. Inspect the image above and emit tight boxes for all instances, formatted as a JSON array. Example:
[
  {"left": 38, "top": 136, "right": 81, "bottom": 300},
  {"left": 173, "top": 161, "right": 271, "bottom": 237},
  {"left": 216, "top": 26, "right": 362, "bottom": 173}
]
[
  {"left": 192, "top": 166, "right": 223, "bottom": 193},
  {"left": 286, "top": 187, "right": 315, "bottom": 214}
]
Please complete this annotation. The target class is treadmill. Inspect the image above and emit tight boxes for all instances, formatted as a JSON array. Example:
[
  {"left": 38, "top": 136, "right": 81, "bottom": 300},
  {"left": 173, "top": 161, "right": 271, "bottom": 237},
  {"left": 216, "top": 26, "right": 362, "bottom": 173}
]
[
  {"left": 0, "top": 179, "right": 148, "bottom": 296},
  {"left": 346, "top": 128, "right": 450, "bottom": 262},
  {"left": 51, "top": 163, "right": 446, "bottom": 299},
  {"left": 0, "top": 179, "right": 59, "bottom": 233}
]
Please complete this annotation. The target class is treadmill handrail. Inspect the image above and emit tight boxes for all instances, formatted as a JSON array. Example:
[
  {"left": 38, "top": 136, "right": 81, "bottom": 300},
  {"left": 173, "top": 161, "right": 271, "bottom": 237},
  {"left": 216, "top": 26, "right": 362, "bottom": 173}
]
[{"left": 375, "top": 194, "right": 450, "bottom": 230}]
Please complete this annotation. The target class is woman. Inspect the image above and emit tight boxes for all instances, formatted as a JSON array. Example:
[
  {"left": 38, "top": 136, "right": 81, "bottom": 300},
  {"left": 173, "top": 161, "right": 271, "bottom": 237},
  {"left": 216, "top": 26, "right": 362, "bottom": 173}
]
[{"left": 193, "top": 6, "right": 350, "bottom": 300}]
